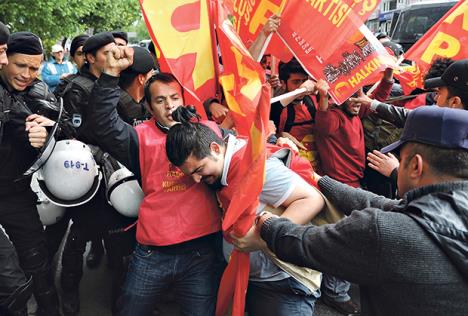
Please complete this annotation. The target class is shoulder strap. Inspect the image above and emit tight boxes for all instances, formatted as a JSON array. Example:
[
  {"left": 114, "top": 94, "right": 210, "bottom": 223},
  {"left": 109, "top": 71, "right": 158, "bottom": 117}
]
[{"left": 283, "top": 95, "right": 318, "bottom": 133}]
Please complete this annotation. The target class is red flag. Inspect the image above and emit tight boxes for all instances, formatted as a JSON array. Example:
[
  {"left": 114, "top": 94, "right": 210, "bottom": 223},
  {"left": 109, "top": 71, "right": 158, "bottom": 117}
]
[
  {"left": 223, "top": 0, "right": 292, "bottom": 61},
  {"left": 394, "top": 63, "right": 424, "bottom": 95},
  {"left": 405, "top": 1, "right": 468, "bottom": 77},
  {"left": 215, "top": 2, "right": 270, "bottom": 315},
  {"left": 140, "top": 0, "right": 219, "bottom": 118}
]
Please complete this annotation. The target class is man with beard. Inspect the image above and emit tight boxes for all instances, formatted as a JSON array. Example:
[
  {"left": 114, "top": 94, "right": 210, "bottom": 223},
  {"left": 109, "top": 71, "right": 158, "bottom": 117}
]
[
  {"left": 255, "top": 106, "right": 468, "bottom": 316},
  {"left": 165, "top": 114, "right": 327, "bottom": 316},
  {"left": 270, "top": 59, "right": 319, "bottom": 169},
  {"left": 314, "top": 79, "right": 373, "bottom": 189}
]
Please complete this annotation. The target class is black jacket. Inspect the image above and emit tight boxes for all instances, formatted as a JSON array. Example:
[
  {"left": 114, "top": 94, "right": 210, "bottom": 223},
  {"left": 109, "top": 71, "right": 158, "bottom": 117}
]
[{"left": 261, "top": 176, "right": 468, "bottom": 316}]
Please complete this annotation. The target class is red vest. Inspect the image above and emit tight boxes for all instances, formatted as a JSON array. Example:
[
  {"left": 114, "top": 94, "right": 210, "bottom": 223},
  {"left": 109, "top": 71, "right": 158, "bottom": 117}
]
[{"left": 135, "top": 119, "right": 221, "bottom": 246}]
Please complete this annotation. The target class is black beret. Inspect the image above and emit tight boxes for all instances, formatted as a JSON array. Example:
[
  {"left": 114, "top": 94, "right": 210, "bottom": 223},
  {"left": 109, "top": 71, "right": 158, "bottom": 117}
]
[
  {"left": 70, "top": 34, "right": 89, "bottom": 57},
  {"left": 112, "top": 31, "right": 128, "bottom": 44},
  {"left": 82, "top": 32, "right": 115, "bottom": 54},
  {"left": 123, "top": 47, "right": 155, "bottom": 75},
  {"left": 7, "top": 32, "right": 43, "bottom": 55},
  {"left": 0, "top": 21, "right": 9, "bottom": 45}
]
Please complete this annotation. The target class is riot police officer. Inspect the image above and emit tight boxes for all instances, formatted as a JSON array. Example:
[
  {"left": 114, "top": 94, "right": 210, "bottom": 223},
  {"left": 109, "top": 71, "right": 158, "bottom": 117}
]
[{"left": 0, "top": 31, "right": 61, "bottom": 315}]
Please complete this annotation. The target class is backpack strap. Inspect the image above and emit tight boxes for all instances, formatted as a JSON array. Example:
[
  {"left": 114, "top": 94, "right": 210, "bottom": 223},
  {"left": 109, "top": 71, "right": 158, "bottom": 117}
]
[{"left": 283, "top": 95, "right": 318, "bottom": 133}]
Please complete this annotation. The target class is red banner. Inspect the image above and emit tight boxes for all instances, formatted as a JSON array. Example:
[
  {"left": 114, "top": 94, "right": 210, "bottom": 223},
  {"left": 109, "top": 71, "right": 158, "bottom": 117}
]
[
  {"left": 278, "top": 0, "right": 380, "bottom": 61},
  {"left": 405, "top": 0, "right": 468, "bottom": 77},
  {"left": 215, "top": 2, "right": 269, "bottom": 316},
  {"left": 277, "top": 21, "right": 394, "bottom": 104},
  {"left": 140, "top": 0, "right": 219, "bottom": 118}
]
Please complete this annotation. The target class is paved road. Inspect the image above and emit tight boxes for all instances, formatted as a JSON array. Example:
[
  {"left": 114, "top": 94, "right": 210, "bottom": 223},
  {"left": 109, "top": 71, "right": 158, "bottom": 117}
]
[{"left": 28, "top": 241, "right": 360, "bottom": 316}]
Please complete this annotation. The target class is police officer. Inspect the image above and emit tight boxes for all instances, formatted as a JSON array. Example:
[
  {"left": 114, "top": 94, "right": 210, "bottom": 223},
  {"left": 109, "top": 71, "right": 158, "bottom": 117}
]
[
  {"left": 0, "top": 31, "right": 61, "bottom": 316},
  {"left": 0, "top": 21, "right": 34, "bottom": 316},
  {"left": 60, "top": 32, "right": 138, "bottom": 316},
  {"left": 53, "top": 34, "right": 89, "bottom": 98},
  {"left": 117, "top": 46, "right": 154, "bottom": 126}
]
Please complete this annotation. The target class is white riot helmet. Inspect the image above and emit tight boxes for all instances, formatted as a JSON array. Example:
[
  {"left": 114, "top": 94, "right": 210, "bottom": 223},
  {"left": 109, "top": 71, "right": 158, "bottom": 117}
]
[
  {"left": 37, "top": 139, "right": 102, "bottom": 207},
  {"left": 101, "top": 153, "right": 143, "bottom": 218},
  {"left": 31, "top": 174, "right": 66, "bottom": 226}
]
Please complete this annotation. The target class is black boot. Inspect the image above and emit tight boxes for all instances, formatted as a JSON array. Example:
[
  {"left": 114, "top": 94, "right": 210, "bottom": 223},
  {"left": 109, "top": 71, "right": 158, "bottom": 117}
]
[
  {"left": 86, "top": 239, "right": 104, "bottom": 269},
  {"left": 1, "top": 276, "right": 33, "bottom": 316},
  {"left": 61, "top": 288, "right": 80, "bottom": 316},
  {"left": 61, "top": 231, "right": 86, "bottom": 316},
  {"left": 35, "top": 288, "right": 61, "bottom": 316},
  {"left": 17, "top": 246, "right": 60, "bottom": 316}
]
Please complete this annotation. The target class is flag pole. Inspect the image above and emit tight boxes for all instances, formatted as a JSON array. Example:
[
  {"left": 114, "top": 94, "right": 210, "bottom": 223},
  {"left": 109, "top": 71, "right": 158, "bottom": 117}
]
[{"left": 270, "top": 88, "right": 307, "bottom": 104}]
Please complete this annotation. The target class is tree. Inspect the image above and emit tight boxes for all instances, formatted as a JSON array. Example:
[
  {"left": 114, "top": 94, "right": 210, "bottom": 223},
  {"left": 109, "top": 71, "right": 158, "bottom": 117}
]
[{"left": 0, "top": 0, "right": 141, "bottom": 49}]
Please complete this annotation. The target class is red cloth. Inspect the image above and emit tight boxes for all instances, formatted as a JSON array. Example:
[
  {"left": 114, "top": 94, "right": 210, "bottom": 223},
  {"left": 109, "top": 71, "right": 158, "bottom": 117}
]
[
  {"left": 370, "top": 79, "right": 394, "bottom": 102},
  {"left": 278, "top": 100, "right": 320, "bottom": 169},
  {"left": 315, "top": 105, "right": 372, "bottom": 188},
  {"left": 397, "top": 93, "right": 428, "bottom": 110},
  {"left": 135, "top": 119, "right": 221, "bottom": 246}
]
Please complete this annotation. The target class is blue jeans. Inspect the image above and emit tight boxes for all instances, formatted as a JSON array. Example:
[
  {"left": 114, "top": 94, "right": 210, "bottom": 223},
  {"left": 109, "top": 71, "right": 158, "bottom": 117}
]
[
  {"left": 246, "top": 277, "right": 320, "bottom": 316},
  {"left": 117, "top": 242, "right": 222, "bottom": 316}
]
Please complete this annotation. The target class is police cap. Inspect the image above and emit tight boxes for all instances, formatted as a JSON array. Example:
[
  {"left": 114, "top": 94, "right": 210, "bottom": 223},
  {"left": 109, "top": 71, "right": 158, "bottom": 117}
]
[
  {"left": 70, "top": 34, "right": 89, "bottom": 57},
  {"left": 112, "top": 31, "right": 128, "bottom": 44},
  {"left": 7, "top": 32, "right": 43, "bottom": 55},
  {"left": 82, "top": 32, "right": 115, "bottom": 54},
  {"left": 124, "top": 47, "right": 155, "bottom": 75}
]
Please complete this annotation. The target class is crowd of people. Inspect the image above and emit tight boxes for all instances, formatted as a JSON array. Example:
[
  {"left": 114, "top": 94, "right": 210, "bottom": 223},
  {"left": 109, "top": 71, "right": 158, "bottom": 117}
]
[{"left": 0, "top": 11, "right": 467, "bottom": 316}]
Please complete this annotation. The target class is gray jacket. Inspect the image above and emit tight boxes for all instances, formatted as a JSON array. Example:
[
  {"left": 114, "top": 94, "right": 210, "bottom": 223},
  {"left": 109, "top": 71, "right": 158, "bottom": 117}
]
[{"left": 261, "top": 177, "right": 468, "bottom": 316}]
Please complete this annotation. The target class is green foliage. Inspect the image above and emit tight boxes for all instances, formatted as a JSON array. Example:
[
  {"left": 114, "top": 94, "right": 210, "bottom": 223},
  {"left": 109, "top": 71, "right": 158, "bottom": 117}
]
[
  {"left": 128, "top": 17, "right": 150, "bottom": 43},
  {"left": 0, "top": 0, "right": 142, "bottom": 49}
]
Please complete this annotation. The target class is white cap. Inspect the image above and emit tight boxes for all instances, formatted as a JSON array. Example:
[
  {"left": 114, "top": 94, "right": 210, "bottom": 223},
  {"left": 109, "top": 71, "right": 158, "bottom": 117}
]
[{"left": 51, "top": 44, "right": 63, "bottom": 53}]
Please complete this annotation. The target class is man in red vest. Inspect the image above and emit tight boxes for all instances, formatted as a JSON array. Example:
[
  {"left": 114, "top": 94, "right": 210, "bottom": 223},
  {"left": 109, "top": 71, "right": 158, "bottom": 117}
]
[
  {"left": 83, "top": 45, "right": 223, "bottom": 316},
  {"left": 166, "top": 122, "right": 326, "bottom": 316}
]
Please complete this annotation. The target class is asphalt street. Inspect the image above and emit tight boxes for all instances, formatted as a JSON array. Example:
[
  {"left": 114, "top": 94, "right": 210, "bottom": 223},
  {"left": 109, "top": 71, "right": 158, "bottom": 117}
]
[{"left": 27, "top": 239, "right": 360, "bottom": 316}]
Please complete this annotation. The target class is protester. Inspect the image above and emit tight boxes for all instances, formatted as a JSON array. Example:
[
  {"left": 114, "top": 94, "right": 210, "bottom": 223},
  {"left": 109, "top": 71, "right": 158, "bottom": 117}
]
[
  {"left": 270, "top": 59, "right": 319, "bottom": 168},
  {"left": 165, "top": 119, "right": 326, "bottom": 316},
  {"left": 41, "top": 44, "right": 76, "bottom": 91},
  {"left": 314, "top": 82, "right": 375, "bottom": 188},
  {"left": 256, "top": 106, "right": 468, "bottom": 316},
  {"left": 84, "top": 45, "right": 223, "bottom": 316},
  {"left": 0, "top": 30, "right": 61, "bottom": 316}
]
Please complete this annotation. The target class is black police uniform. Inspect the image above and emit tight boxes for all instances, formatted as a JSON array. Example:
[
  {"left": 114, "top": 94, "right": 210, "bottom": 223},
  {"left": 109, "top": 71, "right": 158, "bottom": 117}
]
[
  {"left": 0, "top": 229, "right": 33, "bottom": 316},
  {"left": 0, "top": 77, "right": 61, "bottom": 316},
  {"left": 59, "top": 62, "right": 136, "bottom": 316}
]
